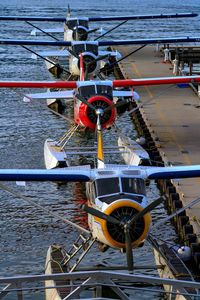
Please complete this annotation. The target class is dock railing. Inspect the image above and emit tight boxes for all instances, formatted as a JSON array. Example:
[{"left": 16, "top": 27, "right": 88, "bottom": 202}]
[{"left": 0, "top": 270, "right": 200, "bottom": 299}]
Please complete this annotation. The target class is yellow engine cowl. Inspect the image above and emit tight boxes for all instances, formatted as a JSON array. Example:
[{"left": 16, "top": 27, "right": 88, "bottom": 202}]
[{"left": 92, "top": 200, "right": 151, "bottom": 249}]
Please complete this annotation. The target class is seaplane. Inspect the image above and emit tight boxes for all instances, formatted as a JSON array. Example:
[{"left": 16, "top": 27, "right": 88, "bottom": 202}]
[
  {"left": 0, "top": 11, "right": 197, "bottom": 42},
  {"left": 1, "top": 75, "right": 200, "bottom": 172},
  {"left": 1, "top": 35, "right": 200, "bottom": 80}
]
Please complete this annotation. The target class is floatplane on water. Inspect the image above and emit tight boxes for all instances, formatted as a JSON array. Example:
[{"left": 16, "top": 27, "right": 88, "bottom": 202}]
[
  {"left": 0, "top": 10, "right": 197, "bottom": 41},
  {"left": 1, "top": 34, "right": 200, "bottom": 81},
  {"left": 0, "top": 101, "right": 200, "bottom": 298},
  {"left": 3, "top": 10, "right": 196, "bottom": 79},
  {"left": 2, "top": 75, "right": 200, "bottom": 171}
]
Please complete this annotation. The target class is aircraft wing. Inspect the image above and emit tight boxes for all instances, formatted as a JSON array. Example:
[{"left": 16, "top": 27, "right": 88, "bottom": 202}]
[
  {"left": 24, "top": 90, "right": 74, "bottom": 101},
  {"left": 0, "top": 168, "right": 93, "bottom": 182},
  {"left": 0, "top": 81, "right": 77, "bottom": 88},
  {"left": 88, "top": 13, "right": 198, "bottom": 21},
  {"left": 113, "top": 90, "right": 140, "bottom": 101},
  {"left": 0, "top": 165, "right": 200, "bottom": 182},
  {"left": 31, "top": 28, "right": 64, "bottom": 36},
  {"left": 0, "top": 13, "right": 197, "bottom": 22},
  {"left": 99, "top": 37, "right": 200, "bottom": 47},
  {"left": 144, "top": 165, "right": 200, "bottom": 179},
  {"left": 31, "top": 50, "right": 69, "bottom": 59},
  {"left": 0, "top": 76, "right": 200, "bottom": 89},
  {"left": 1, "top": 36, "right": 200, "bottom": 47},
  {"left": 112, "top": 76, "right": 200, "bottom": 87}
]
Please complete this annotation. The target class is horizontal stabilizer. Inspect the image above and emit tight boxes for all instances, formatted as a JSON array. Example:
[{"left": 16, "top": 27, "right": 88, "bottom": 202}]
[
  {"left": 31, "top": 27, "right": 64, "bottom": 36},
  {"left": 113, "top": 90, "right": 140, "bottom": 101},
  {"left": 24, "top": 90, "right": 74, "bottom": 100},
  {"left": 31, "top": 49, "right": 69, "bottom": 59},
  {"left": 99, "top": 50, "right": 121, "bottom": 59}
]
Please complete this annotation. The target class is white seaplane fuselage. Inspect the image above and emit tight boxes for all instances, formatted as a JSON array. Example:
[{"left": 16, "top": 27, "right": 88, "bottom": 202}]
[{"left": 86, "top": 169, "right": 151, "bottom": 249}]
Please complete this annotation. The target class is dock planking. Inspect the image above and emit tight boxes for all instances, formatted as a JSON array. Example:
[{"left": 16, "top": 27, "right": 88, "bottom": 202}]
[{"left": 115, "top": 45, "right": 200, "bottom": 239}]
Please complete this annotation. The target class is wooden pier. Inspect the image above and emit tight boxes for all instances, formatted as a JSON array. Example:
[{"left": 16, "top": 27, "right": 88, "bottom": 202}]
[{"left": 114, "top": 45, "right": 200, "bottom": 264}]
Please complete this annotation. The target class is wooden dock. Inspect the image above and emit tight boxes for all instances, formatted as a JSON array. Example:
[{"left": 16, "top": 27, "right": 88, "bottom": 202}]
[{"left": 115, "top": 45, "right": 200, "bottom": 248}]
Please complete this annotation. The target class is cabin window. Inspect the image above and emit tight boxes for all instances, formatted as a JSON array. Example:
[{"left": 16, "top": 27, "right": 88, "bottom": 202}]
[
  {"left": 121, "top": 178, "right": 146, "bottom": 195},
  {"left": 95, "top": 177, "right": 120, "bottom": 196},
  {"left": 97, "top": 85, "right": 112, "bottom": 98}
]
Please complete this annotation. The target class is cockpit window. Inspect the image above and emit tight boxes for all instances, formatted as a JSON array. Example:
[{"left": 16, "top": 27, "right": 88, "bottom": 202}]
[
  {"left": 72, "top": 43, "right": 98, "bottom": 56},
  {"left": 78, "top": 84, "right": 112, "bottom": 99},
  {"left": 67, "top": 19, "right": 88, "bottom": 29},
  {"left": 97, "top": 85, "right": 112, "bottom": 97},
  {"left": 86, "top": 44, "right": 98, "bottom": 55},
  {"left": 78, "top": 85, "right": 96, "bottom": 98},
  {"left": 95, "top": 177, "right": 120, "bottom": 196},
  {"left": 121, "top": 178, "right": 146, "bottom": 195}
]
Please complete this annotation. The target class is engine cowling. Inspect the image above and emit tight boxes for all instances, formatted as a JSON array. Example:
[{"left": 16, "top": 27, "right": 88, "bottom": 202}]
[
  {"left": 72, "top": 26, "right": 88, "bottom": 41},
  {"left": 78, "top": 95, "right": 117, "bottom": 130},
  {"left": 78, "top": 52, "right": 98, "bottom": 75},
  {"left": 70, "top": 52, "right": 98, "bottom": 77},
  {"left": 92, "top": 200, "right": 151, "bottom": 249}
]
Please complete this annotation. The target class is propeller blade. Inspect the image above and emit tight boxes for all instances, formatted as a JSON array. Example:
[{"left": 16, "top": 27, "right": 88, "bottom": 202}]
[
  {"left": 76, "top": 94, "right": 96, "bottom": 110},
  {"left": 94, "top": 53, "right": 110, "bottom": 63},
  {"left": 82, "top": 204, "right": 121, "bottom": 225},
  {"left": 129, "top": 196, "right": 164, "bottom": 226},
  {"left": 84, "top": 53, "right": 109, "bottom": 78},
  {"left": 104, "top": 98, "right": 128, "bottom": 113},
  {"left": 87, "top": 28, "right": 99, "bottom": 34},
  {"left": 67, "top": 47, "right": 79, "bottom": 59},
  {"left": 124, "top": 224, "right": 134, "bottom": 272}
]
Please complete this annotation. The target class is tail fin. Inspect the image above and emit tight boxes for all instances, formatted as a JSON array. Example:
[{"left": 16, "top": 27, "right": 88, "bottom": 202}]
[{"left": 67, "top": 4, "right": 71, "bottom": 18}]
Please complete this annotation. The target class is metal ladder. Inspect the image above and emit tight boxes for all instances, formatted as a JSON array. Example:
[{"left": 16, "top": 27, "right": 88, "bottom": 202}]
[{"left": 61, "top": 233, "right": 96, "bottom": 272}]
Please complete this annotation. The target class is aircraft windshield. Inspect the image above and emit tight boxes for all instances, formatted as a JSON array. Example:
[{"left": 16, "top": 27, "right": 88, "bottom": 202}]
[
  {"left": 67, "top": 19, "right": 88, "bottom": 29},
  {"left": 79, "top": 85, "right": 96, "bottom": 98},
  {"left": 78, "top": 84, "right": 112, "bottom": 98},
  {"left": 95, "top": 177, "right": 120, "bottom": 196},
  {"left": 121, "top": 178, "right": 146, "bottom": 195},
  {"left": 72, "top": 44, "right": 98, "bottom": 56},
  {"left": 95, "top": 177, "right": 146, "bottom": 198}
]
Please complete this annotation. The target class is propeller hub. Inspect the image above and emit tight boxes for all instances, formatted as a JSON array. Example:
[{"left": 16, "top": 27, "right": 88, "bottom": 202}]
[{"left": 95, "top": 108, "right": 104, "bottom": 116}]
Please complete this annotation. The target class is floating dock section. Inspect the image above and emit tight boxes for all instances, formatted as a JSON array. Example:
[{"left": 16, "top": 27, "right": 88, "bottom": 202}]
[{"left": 114, "top": 45, "right": 200, "bottom": 270}]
